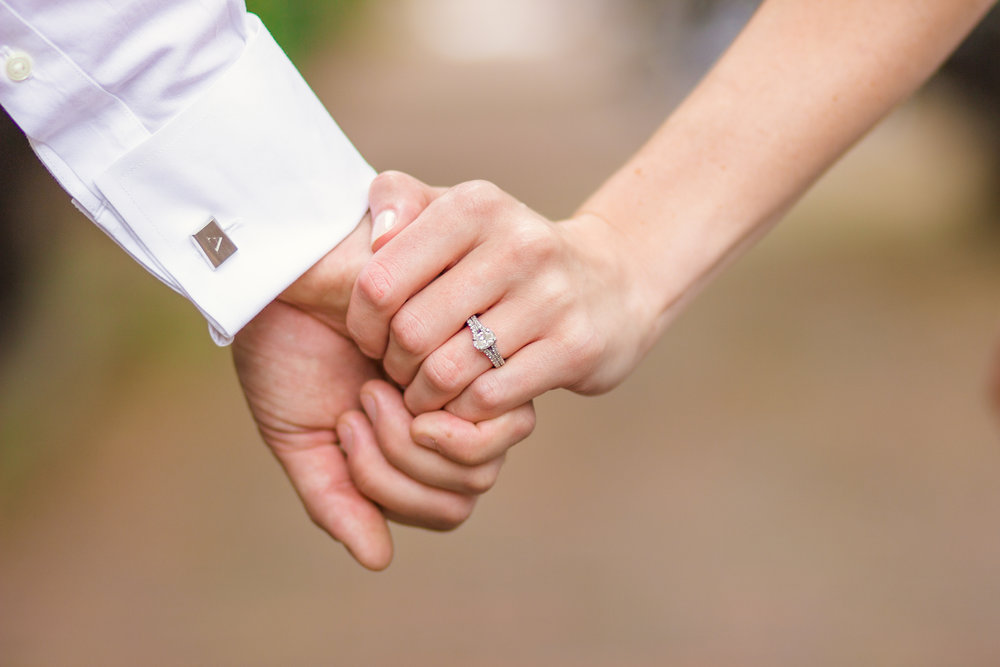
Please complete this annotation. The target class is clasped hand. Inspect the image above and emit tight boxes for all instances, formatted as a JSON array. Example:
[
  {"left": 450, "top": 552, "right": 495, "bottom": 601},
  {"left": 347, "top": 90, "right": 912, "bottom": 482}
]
[{"left": 233, "top": 171, "right": 656, "bottom": 570}]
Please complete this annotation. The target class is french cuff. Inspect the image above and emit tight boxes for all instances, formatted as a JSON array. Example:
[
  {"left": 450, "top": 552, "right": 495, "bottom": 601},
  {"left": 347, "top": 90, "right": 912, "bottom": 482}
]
[{"left": 93, "top": 15, "right": 375, "bottom": 345}]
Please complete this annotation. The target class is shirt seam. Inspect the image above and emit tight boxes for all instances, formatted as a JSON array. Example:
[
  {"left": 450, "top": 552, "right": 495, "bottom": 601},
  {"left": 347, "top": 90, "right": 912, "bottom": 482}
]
[{"left": 0, "top": 0, "right": 152, "bottom": 137}]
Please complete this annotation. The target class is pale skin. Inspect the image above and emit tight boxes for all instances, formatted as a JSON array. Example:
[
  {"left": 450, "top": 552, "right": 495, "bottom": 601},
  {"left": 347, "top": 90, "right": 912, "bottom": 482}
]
[
  {"left": 345, "top": 0, "right": 995, "bottom": 452},
  {"left": 233, "top": 0, "right": 994, "bottom": 569},
  {"left": 233, "top": 216, "right": 535, "bottom": 570}
]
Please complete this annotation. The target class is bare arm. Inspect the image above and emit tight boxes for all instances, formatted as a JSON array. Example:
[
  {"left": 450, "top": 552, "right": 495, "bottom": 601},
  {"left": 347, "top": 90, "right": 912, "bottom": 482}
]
[
  {"left": 347, "top": 0, "right": 995, "bottom": 425},
  {"left": 582, "top": 0, "right": 995, "bottom": 337}
]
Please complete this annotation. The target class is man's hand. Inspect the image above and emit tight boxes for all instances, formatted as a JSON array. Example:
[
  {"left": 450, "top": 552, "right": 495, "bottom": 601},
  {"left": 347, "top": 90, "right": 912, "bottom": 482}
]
[
  {"left": 277, "top": 213, "right": 376, "bottom": 336},
  {"left": 234, "top": 292, "right": 534, "bottom": 569},
  {"left": 233, "top": 300, "right": 392, "bottom": 569},
  {"left": 279, "top": 176, "right": 446, "bottom": 331}
]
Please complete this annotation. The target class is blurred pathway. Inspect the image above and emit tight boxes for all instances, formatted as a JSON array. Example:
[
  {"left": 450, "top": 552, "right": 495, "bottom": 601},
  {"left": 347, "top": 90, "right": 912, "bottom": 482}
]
[{"left": 3, "top": 2, "right": 1000, "bottom": 664}]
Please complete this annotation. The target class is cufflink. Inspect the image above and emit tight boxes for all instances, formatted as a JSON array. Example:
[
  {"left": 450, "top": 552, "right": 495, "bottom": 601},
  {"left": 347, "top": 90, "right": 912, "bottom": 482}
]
[{"left": 193, "top": 218, "right": 237, "bottom": 269}]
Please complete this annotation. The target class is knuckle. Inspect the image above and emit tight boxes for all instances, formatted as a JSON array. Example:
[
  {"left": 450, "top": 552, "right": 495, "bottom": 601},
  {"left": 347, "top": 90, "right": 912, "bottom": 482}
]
[
  {"left": 432, "top": 497, "right": 476, "bottom": 531},
  {"left": 573, "top": 327, "right": 606, "bottom": 368},
  {"left": 516, "top": 220, "right": 556, "bottom": 256},
  {"left": 468, "top": 372, "right": 505, "bottom": 415},
  {"left": 502, "top": 223, "right": 561, "bottom": 279},
  {"left": 355, "top": 257, "right": 398, "bottom": 311},
  {"left": 554, "top": 322, "right": 605, "bottom": 382},
  {"left": 453, "top": 179, "right": 500, "bottom": 201},
  {"left": 512, "top": 407, "right": 537, "bottom": 442},
  {"left": 389, "top": 307, "right": 431, "bottom": 356},
  {"left": 383, "top": 359, "right": 412, "bottom": 388},
  {"left": 369, "top": 170, "right": 413, "bottom": 204},
  {"left": 422, "top": 351, "right": 465, "bottom": 394},
  {"left": 372, "top": 169, "right": 408, "bottom": 190},
  {"left": 451, "top": 180, "right": 505, "bottom": 219},
  {"left": 464, "top": 465, "right": 500, "bottom": 495},
  {"left": 533, "top": 272, "right": 572, "bottom": 311}
]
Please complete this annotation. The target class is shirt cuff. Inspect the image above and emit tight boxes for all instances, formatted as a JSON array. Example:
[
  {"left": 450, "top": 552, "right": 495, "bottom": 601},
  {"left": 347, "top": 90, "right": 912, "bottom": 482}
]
[{"left": 92, "top": 15, "right": 375, "bottom": 344}]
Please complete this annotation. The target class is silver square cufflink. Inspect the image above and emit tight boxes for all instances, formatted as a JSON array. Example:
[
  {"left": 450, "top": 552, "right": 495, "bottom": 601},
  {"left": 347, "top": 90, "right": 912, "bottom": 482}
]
[{"left": 193, "top": 218, "right": 237, "bottom": 269}]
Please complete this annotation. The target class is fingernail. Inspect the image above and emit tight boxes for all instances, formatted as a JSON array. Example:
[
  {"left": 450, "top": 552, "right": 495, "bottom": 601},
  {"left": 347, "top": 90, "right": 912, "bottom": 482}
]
[
  {"left": 339, "top": 423, "right": 354, "bottom": 455},
  {"left": 361, "top": 393, "right": 377, "bottom": 422},
  {"left": 371, "top": 209, "right": 397, "bottom": 247},
  {"left": 415, "top": 433, "right": 438, "bottom": 451}
]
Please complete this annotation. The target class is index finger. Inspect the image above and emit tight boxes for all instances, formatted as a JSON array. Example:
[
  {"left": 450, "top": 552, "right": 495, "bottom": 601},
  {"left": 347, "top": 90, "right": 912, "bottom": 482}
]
[
  {"left": 369, "top": 170, "right": 447, "bottom": 252},
  {"left": 269, "top": 437, "right": 394, "bottom": 571}
]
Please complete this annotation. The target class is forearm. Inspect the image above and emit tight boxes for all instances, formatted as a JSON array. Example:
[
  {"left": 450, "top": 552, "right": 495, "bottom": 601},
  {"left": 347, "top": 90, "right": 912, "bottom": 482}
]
[
  {"left": 345, "top": 1, "right": 995, "bottom": 418},
  {"left": 0, "top": 0, "right": 373, "bottom": 342},
  {"left": 579, "top": 0, "right": 994, "bottom": 335}
]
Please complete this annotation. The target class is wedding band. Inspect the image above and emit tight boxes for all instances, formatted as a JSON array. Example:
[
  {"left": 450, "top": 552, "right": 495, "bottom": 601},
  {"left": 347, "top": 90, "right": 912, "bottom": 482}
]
[{"left": 466, "top": 315, "right": 504, "bottom": 368}]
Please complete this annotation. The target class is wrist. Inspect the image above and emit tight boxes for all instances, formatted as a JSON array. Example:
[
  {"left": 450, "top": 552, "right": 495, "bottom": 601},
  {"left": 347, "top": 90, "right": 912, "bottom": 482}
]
[
  {"left": 278, "top": 213, "right": 374, "bottom": 336},
  {"left": 577, "top": 195, "right": 770, "bottom": 339},
  {"left": 555, "top": 212, "right": 665, "bottom": 393}
]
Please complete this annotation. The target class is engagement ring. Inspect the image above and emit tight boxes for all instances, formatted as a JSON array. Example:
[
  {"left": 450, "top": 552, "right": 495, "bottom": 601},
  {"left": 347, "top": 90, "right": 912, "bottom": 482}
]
[{"left": 466, "top": 315, "right": 504, "bottom": 368}]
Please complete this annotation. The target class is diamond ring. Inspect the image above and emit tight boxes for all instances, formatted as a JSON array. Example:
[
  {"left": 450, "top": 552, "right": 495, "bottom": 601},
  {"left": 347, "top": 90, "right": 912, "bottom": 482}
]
[{"left": 466, "top": 315, "right": 504, "bottom": 368}]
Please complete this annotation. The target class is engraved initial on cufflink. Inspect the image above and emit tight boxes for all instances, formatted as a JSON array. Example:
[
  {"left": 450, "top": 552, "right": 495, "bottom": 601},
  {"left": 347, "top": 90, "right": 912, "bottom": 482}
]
[{"left": 193, "top": 218, "right": 237, "bottom": 269}]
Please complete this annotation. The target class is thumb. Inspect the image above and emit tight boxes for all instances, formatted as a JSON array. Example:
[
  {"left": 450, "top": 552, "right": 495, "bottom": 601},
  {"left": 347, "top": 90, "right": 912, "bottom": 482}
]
[{"left": 369, "top": 170, "right": 446, "bottom": 252}]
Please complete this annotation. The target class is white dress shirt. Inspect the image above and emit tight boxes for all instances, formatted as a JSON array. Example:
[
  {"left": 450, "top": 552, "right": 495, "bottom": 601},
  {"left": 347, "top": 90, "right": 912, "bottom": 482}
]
[{"left": 0, "top": 0, "right": 375, "bottom": 343}]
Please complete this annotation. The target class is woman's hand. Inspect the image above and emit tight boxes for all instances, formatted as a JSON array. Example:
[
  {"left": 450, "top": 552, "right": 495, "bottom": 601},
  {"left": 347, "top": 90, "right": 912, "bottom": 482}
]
[{"left": 346, "top": 172, "right": 661, "bottom": 425}]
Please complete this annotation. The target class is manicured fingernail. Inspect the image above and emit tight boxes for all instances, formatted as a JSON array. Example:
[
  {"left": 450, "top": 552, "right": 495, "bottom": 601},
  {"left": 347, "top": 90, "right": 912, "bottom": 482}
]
[
  {"left": 371, "top": 209, "right": 397, "bottom": 246},
  {"left": 361, "top": 393, "right": 377, "bottom": 422},
  {"left": 339, "top": 423, "right": 354, "bottom": 455}
]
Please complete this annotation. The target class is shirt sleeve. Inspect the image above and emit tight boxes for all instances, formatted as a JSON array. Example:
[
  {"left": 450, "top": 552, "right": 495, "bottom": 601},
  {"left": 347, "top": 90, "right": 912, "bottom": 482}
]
[{"left": 0, "top": 0, "right": 375, "bottom": 343}]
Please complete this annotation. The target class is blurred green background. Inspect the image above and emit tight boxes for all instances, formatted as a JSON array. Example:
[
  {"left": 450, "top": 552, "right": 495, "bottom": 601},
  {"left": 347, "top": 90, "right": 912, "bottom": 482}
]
[
  {"left": 245, "top": 0, "right": 363, "bottom": 58},
  {"left": 2, "top": 1, "right": 1000, "bottom": 665}
]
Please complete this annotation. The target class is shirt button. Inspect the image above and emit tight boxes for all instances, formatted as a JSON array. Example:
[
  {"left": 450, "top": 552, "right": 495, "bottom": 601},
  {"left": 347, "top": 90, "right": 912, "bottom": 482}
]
[{"left": 5, "top": 51, "right": 33, "bottom": 82}]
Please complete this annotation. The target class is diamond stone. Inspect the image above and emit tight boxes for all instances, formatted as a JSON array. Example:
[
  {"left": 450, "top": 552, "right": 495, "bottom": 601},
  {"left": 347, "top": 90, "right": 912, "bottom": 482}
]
[{"left": 472, "top": 329, "right": 496, "bottom": 350}]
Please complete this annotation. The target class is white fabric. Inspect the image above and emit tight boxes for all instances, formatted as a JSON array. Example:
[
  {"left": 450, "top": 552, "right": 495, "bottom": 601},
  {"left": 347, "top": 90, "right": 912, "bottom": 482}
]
[{"left": 0, "top": 0, "right": 375, "bottom": 343}]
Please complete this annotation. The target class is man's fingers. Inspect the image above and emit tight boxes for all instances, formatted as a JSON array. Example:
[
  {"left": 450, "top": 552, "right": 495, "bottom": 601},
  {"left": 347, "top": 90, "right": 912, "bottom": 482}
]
[
  {"left": 337, "top": 410, "right": 478, "bottom": 531},
  {"left": 411, "top": 400, "right": 536, "bottom": 467},
  {"left": 369, "top": 170, "right": 447, "bottom": 251},
  {"left": 234, "top": 303, "right": 394, "bottom": 570},
  {"left": 270, "top": 439, "right": 393, "bottom": 571},
  {"left": 360, "top": 380, "right": 505, "bottom": 495}
]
